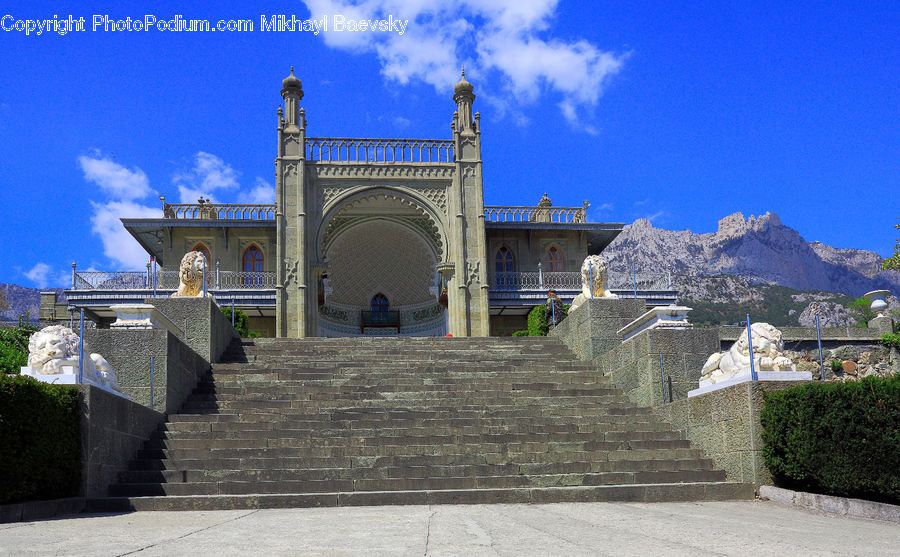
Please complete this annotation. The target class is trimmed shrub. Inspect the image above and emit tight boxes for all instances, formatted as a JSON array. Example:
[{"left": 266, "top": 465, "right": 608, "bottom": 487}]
[
  {"left": 0, "top": 374, "right": 81, "bottom": 504},
  {"left": 527, "top": 305, "right": 549, "bottom": 336},
  {"left": 0, "top": 324, "right": 36, "bottom": 375},
  {"left": 511, "top": 330, "right": 529, "bottom": 337},
  {"left": 761, "top": 375, "right": 900, "bottom": 504},
  {"left": 221, "top": 307, "right": 250, "bottom": 337}
]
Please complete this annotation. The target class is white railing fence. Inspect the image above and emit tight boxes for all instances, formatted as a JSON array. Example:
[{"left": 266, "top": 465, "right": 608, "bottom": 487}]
[{"left": 72, "top": 271, "right": 277, "bottom": 291}]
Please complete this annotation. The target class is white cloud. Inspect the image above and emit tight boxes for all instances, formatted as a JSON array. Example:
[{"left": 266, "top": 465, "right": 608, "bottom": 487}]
[
  {"left": 238, "top": 177, "right": 276, "bottom": 204},
  {"left": 79, "top": 153, "right": 153, "bottom": 201},
  {"left": 24, "top": 263, "right": 52, "bottom": 288},
  {"left": 89, "top": 200, "right": 160, "bottom": 269},
  {"left": 643, "top": 210, "right": 665, "bottom": 223},
  {"left": 79, "top": 154, "right": 160, "bottom": 269},
  {"left": 392, "top": 116, "right": 412, "bottom": 128},
  {"left": 590, "top": 202, "right": 613, "bottom": 221},
  {"left": 302, "top": 0, "right": 626, "bottom": 129},
  {"left": 173, "top": 152, "right": 240, "bottom": 203},
  {"left": 80, "top": 150, "right": 273, "bottom": 270}
]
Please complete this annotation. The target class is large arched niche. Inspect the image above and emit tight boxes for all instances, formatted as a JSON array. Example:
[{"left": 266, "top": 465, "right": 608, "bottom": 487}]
[
  {"left": 316, "top": 187, "right": 446, "bottom": 262},
  {"left": 324, "top": 218, "right": 437, "bottom": 308}
]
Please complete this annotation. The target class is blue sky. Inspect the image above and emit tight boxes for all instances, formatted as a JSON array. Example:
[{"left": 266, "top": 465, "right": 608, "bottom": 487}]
[{"left": 1, "top": 1, "right": 897, "bottom": 288}]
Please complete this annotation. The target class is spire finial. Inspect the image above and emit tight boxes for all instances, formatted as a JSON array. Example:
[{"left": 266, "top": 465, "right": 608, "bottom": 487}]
[{"left": 461, "top": 65, "right": 465, "bottom": 79}]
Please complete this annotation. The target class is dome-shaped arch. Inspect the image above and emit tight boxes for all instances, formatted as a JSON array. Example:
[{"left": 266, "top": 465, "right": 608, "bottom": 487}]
[{"left": 316, "top": 187, "right": 447, "bottom": 262}]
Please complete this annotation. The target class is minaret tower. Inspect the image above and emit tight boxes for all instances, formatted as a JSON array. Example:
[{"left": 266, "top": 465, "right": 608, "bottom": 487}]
[
  {"left": 448, "top": 68, "right": 490, "bottom": 336},
  {"left": 275, "top": 67, "right": 310, "bottom": 337}
]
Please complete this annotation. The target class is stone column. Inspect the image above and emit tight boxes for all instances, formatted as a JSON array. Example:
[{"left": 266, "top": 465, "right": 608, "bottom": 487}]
[
  {"left": 447, "top": 69, "right": 490, "bottom": 336},
  {"left": 277, "top": 68, "right": 309, "bottom": 337}
]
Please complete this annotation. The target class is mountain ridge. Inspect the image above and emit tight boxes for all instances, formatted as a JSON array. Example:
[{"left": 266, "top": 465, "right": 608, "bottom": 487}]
[{"left": 603, "top": 211, "right": 900, "bottom": 297}]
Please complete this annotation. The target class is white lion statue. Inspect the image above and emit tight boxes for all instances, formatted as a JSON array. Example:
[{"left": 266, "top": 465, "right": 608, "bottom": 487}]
[
  {"left": 569, "top": 255, "right": 617, "bottom": 312},
  {"left": 173, "top": 251, "right": 212, "bottom": 298},
  {"left": 26, "top": 325, "right": 121, "bottom": 391},
  {"left": 700, "top": 322, "right": 794, "bottom": 384}
]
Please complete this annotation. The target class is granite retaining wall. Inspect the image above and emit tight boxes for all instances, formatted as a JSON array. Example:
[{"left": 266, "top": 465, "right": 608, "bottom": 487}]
[{"left": 654, "top": 381, "right": 807, "bottom": 484}]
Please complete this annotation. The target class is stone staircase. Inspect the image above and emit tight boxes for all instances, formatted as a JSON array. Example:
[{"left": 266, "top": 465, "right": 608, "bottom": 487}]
[{"left": 91, "top": 337, "right": 753, "bottom": 511}]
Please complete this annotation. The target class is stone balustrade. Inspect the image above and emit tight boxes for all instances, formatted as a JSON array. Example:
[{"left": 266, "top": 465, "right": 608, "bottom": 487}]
[
  {"left": 306, "top": 137, "right": 455, "bottom": 163},
  {"left": 162, "top": 202, "right": 275, "bottom": 220},
  {"left": 484, "top": 205, "right": 586, "bottom": 223}
]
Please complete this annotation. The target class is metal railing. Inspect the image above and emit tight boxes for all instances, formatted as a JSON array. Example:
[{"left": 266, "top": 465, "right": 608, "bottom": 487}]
[
  {"left": 360, "top": 310, "right": 401, "bottom": 333},
  {"left": 490, "top": 272, "right": 582, "bottom": 291},
  {"left": 488, "top": 269, "right": 673, "bottom": 293},
  {"left": 607, "top": 269, "right": 673, "bottom": 291},
  {"left": 217, "top": 271, "right": 277, "bottom": 288},
  {"left": 306, "top": 137, "right": 454, "bottom": 163},
  {"left": 72, "top": 270, "right": 277, "bottom": 290},
  {"left": 484, "top": 206, "right": 587, "bottom": 224},
  {"left": 163, "top": 203, "right": 276, "bottom": 220}
]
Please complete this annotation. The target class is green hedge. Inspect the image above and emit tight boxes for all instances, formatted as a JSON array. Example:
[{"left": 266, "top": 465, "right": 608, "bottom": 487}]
[
  {"left": 0, "top": 324, "right": 36, "bottom": 375},
  {"left": 761, "top": 375, "right": 900, "bottom": 504},
  {"left": 527, "top": 305, "right": 550, "bottom": 336},
  {"left": 0, "top": 374, "right": 81, "bottom": 504},
  {"left": 512, "top": 303, "right": 571, "bottom": 337},
  {"left": 221, "top": 307, "right": 250, "bottom": 337}
]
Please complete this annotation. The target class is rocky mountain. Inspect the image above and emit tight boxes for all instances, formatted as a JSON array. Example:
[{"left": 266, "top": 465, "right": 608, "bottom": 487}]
[
  {"left": 604, "top": 212, "right": 900, "bottom": 297},
  {"left": 0, "top": 284, "right": 65, "bottom": 322}
]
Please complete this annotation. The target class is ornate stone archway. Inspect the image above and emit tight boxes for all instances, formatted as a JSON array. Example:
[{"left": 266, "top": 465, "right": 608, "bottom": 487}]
[
  {"left": 317, "top": 187, "right": 446, "bottom": 263},
  {"left": 275, "top": 67, "right": 489, "bottom": 337}
]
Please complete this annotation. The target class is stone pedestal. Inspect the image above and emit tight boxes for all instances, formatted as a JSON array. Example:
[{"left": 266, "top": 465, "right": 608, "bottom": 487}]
[
  {"left": 20, "top": 366, "right": 128, "bottom": 399},
  {"left": 617, "top": 305, "right": 692, "bottom": 341},
  {"left": 689, "top": 369, "right": 812, "bottom": 397},
  {"left": 868, "top": 315, "right": 894, "bottom": 335},
  {"left": 110, "top": 304, "right": 182, "bottom": 335},
  {"left": 550, "top": 298, "right": 646, "bottom": 361},
  {"left": 600, "top": 326, "right": 720, "bottom": 407}
]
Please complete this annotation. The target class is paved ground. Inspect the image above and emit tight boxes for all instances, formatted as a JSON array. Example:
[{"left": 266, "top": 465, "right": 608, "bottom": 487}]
[{"left": 1, "top": 500, "right": 898, "bottom": 556}]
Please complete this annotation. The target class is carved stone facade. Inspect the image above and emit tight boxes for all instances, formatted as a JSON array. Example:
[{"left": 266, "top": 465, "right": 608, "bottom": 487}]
[
  {"left": 115, "top": 69, "right": 624, "bottom": 338},
  {"left": 275, "top": 68, "right": 490, "bottom": 337}
]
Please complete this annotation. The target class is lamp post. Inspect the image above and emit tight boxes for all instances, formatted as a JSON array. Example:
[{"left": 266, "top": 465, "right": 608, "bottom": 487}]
[
  {"left": 746, "top": 314, "right": 757, "bottom": 381},
  {"left": 588, "top": 260, "right": 594, "bottom": 299},
  {"left": 632, "top": 260, "right": 637, "bottom": 298},
  {"left": 815, "top": 307, "right": 825, "bottom": 381}
]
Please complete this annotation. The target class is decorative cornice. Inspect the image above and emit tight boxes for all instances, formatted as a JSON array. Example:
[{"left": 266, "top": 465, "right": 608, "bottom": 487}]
[{"left": 308, "top": 163, "right": 454, "bottom": 180}]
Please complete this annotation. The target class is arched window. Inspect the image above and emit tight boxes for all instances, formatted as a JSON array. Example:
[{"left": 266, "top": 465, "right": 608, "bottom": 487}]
[
  {"left": 242, "top": 245, "right": 264, "bottom": 286},
  {"left": 192, "top": 243, "right": 211, "bottom": 267},
  {"left": 543, "top": 246, "right": 564, "bottom": 273},
  {"left": 494, "top": 245, "right": 515, "bottom": 288},
  {"left": 371, "top": 293, "right": 389, "bottom": 313},
  {"left": 543, "top": 246, "right": 564, "bottom": 288},
  {"left": 191, "top": 243, "right": 212, "bottom": 285}
]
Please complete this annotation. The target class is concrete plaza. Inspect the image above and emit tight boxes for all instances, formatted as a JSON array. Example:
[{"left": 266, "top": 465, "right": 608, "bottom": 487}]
[{"left": 1, "top": 500, "right": 898, "bottom": 556}]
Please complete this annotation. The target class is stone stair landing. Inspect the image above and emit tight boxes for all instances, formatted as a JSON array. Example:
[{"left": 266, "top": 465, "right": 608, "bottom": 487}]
[{"left": 90, "top": 337, "right": 753, "bottom": 511}]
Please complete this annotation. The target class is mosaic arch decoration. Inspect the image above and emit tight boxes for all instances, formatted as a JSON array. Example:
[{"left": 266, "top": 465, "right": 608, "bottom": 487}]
[{"left": 317, "top": 188, "right": 446, "bottom": 261}]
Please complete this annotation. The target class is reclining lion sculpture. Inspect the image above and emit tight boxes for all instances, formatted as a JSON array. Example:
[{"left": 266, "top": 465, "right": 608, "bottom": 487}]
[
  {"left": 700, "top": 322, "right": 794, "bottom": 384},
  {"left": 569, "top": 255, "right": 617, "bottom": 312},
  {"left": 27, "top": 325, "right": 121, "bottom": 391}
]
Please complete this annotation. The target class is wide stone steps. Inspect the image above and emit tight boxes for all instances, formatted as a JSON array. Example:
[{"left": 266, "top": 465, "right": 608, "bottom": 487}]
[
  {"left": 93, "top": 337, "right": 751, "bottom": 510},
  {"left": 90, "top": 483, "right": 754, "bottom": 512},
  {"left": 109, "top": 468, "right": 727, "bottom": 497},
  {"left": 126, "top": 447, "right": 709, "bottom": 472},
  {"left": 120, "top": 457, "right": 717, "bottom": 483},
  {"left": 151, "top": 426, "right": 680, "bottom": 441}
]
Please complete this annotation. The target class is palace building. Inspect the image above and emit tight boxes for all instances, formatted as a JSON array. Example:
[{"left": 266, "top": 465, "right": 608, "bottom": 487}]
[{"left": 59, "top": 69, "right": 675, "bottom": 337}]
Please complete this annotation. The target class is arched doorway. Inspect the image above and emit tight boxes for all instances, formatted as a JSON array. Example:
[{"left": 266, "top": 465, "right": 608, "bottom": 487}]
[{"left": 316, "top": 191, "right": 446, "bottom": 337}]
